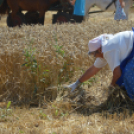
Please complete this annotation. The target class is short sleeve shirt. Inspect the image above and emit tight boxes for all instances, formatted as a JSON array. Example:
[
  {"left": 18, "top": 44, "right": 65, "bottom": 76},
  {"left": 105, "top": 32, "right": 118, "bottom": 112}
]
[{"left": 94, "top": 31, "right": 134, "bottom": 71}]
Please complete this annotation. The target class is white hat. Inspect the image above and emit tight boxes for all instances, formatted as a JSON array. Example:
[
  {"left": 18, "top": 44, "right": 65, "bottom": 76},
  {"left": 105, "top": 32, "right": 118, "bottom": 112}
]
[{"left": 88, "top": 35, "right": 103, "bottom": 55}]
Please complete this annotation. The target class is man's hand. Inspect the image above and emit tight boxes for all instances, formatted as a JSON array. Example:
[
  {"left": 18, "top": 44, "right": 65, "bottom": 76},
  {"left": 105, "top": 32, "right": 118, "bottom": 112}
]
[
  {"left": 111, "top": 66, "right": 122, "bottom": 86},
  {"left": 68, "top": 80, "right": 81, "bottom": 92},
  {"left": 121, "top": 1, "right": 125, "bottom": 8}
]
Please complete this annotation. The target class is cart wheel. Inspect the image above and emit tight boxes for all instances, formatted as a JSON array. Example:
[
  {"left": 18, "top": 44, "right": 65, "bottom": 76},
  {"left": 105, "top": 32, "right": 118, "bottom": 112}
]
[
  {"left": 7, "top": 12, "right": 25, "bottom": 27},
  {"left": 52, "top": 12, "right": 70, "bottom": 24},
  {"left": 25, "top": 11, "right": 39, "bottom": 25}
]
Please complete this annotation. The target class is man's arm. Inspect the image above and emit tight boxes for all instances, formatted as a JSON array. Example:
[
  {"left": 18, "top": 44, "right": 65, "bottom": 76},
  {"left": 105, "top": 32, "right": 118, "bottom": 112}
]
[
  {"left": 70, "top": 0, "right": 76, "bottom": 5},
  {"left": 111, "top": 66, "right": 122, "bottom": 86},
  {"left": 79, "top": 65, "right": 101, "bottom": 83},
  {"left": 68, "top": 65, "right": 101, "bottom": 92},
  {"left": 119, "top": 0, "right": 125, "bottom": 8}
]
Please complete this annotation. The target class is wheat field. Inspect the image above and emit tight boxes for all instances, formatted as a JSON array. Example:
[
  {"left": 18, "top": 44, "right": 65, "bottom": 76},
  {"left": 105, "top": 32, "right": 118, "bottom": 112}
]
[{"left": 0, "top": 19, "right": 134, "bottom": 134}]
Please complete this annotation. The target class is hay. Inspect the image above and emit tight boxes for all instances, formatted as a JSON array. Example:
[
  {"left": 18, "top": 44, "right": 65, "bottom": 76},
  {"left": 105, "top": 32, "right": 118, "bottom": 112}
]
[
  {"left": 51, "top": 84, "right": 134, "bottom": 116},
  {"left": 0, "top": 19, "right": 134, "bottom": 105}
]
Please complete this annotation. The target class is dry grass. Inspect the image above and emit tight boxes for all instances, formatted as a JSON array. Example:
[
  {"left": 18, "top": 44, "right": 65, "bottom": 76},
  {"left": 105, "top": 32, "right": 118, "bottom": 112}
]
[{"left": 0, "top": 19, "right": 134, "bottom": 133}]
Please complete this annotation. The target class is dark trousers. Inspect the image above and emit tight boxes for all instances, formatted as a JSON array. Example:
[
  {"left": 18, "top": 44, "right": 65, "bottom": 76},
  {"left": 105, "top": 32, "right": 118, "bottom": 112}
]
[{"left": 71, "top": 15, "right": 84, "bottom": 23}]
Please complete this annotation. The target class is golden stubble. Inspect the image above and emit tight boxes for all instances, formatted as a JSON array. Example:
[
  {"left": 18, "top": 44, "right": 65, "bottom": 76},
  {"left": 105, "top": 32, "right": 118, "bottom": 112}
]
[{"left": 0, "top": 19, "right": 134, "bottom": 134}]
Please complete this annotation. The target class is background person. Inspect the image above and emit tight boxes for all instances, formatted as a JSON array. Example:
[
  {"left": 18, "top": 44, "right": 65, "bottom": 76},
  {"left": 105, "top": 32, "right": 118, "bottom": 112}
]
[
  {"left": 114, "top": 0, "right": 127, "bottom": 20},
  {"left": 68, "top": 28, "right": 134, "bottom": 101},
  {"left": 70, "top": 0, "right": 85, "bottom": 22}
]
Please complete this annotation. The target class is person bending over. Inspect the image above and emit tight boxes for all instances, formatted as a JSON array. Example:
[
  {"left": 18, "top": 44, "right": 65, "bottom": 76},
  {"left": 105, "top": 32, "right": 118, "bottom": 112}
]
[{"left": 68, "top": 28, "right": 134, "bottom": 101}]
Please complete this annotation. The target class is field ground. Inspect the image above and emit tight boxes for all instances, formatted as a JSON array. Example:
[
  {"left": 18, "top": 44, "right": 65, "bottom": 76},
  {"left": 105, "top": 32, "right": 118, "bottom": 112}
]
[{"left": 0, "top": 6, "right": 134, "bottom": 134}]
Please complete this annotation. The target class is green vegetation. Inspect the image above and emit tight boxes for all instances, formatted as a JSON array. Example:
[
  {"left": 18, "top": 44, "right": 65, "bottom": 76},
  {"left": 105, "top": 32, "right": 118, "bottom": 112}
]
[
  {"left": 22, "top": 39, "right": 51, "bottom": 95},
  {"left": 0, "top": 101, "right": 12, "bottom": 121}
]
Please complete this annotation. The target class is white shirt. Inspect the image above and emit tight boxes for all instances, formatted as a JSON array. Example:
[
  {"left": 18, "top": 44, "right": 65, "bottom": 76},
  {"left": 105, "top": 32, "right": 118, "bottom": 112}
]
[{"left": 94, "top": 31, "right": 134, "bottom": 71}]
